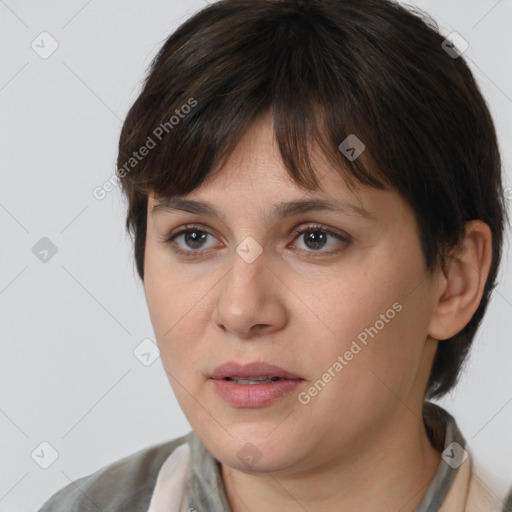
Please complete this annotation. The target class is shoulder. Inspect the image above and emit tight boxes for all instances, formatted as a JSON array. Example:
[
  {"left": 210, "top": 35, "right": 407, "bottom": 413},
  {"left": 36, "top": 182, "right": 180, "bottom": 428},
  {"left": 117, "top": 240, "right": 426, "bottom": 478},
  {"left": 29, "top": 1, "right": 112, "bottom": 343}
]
[
  {"left": 37, "top": 433, "right": 190, "bottom": 512},
  {"left": 466, "top": 459, "right": 512, "bottom": 512}
]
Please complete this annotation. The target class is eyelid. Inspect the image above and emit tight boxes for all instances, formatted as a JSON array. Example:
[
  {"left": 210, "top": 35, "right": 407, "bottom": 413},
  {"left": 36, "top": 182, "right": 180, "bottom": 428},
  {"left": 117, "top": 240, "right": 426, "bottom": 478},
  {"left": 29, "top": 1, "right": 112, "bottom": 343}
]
[
  {"left": 163, "top": 222, "right": 352, "bottom": 257},
  {"left": 292, "top": 223, "right": 351, "bottom": 241},
  {"left": 166, "top": 223, "right": 221, "bottom": 242},
  {"left": 165, "top": 221, "right": 349, "bottom": 240}
]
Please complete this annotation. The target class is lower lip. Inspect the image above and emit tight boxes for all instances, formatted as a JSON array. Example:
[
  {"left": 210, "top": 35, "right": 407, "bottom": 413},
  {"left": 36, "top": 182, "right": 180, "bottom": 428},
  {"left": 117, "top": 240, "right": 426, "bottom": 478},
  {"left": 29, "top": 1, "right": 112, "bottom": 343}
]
[{"left": 211, "top": 378, "right": 304, "bottom": 408}]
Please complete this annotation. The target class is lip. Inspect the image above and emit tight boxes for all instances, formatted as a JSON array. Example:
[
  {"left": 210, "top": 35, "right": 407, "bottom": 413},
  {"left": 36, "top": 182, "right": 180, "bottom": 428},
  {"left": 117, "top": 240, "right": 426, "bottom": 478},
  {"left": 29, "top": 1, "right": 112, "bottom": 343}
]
[
  {"left": 210, "top": 361, "right": 302, "bottom": 380},
  {"left": 209, "top": 361, "right": 304, "bottom": 408}
]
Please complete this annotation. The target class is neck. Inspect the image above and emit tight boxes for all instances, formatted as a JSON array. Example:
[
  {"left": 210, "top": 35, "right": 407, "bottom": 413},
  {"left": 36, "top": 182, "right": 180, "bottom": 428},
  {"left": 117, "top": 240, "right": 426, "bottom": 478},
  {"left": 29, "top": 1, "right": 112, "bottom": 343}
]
[{"left": 220, "top": 407, "right": 442, "bottom": 512}]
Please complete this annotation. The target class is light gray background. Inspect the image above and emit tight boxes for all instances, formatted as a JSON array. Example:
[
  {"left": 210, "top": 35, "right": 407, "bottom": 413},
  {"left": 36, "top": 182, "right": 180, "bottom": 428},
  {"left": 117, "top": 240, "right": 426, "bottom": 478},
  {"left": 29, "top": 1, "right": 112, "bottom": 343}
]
[{"left": 0, "top": 1, "right": 511, "bottom": 511}]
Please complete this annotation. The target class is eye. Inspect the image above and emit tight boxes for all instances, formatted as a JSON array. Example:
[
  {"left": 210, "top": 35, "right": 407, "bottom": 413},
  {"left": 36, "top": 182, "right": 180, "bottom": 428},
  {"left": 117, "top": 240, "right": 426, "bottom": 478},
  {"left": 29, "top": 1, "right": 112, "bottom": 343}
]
[
  {"left": 163, "top": 223, "right": 351, "bottom": 258},
  {"left": 164, "top": 224, "right": 218, "bottom": 257},
  {"left": 290, "top": 224, "right": 351, "bottom": 257}
]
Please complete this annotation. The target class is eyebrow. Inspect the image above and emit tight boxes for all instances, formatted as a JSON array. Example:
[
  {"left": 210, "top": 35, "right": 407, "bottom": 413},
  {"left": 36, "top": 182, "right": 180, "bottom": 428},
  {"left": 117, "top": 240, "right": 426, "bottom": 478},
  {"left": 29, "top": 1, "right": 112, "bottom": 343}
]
[{"left": 152, "top": 196, "right": 377, "bottom": 222}]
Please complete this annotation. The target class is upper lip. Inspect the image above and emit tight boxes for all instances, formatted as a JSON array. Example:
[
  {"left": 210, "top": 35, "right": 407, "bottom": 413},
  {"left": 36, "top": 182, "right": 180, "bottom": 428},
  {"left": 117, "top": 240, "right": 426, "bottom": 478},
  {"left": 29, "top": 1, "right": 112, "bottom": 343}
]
[{"left": 210, "top": 361, "right": 303, "bottom": 380}]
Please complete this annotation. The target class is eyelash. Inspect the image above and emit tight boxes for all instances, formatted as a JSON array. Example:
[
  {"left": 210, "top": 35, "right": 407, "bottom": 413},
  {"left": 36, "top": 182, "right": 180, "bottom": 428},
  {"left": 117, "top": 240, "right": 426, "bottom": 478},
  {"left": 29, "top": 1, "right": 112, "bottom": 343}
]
[{"left": 163, "top": 223, "right": 351, "bottom": 259}]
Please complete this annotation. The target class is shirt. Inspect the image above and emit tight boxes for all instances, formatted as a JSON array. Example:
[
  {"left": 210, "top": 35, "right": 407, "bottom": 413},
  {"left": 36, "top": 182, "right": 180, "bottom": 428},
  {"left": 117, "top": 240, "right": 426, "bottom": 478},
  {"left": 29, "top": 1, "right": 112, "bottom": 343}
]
[{"left": 38, "top": 402, "right": 512, "bottom": 512}]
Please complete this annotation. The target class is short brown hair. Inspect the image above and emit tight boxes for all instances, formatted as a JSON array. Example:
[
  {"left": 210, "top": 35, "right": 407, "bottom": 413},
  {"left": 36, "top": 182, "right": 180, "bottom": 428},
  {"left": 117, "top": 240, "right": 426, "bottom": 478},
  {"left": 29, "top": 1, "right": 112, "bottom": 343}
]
[{"left": 116, "top": 0, "right": 509, "bottom": 399}]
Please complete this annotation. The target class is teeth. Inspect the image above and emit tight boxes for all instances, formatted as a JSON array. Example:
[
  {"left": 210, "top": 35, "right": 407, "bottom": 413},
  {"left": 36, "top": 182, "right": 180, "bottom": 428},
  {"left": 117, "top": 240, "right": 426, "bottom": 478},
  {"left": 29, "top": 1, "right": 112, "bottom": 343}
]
[{"left": 226, "top": 376, "right": 281, "bottom": 384}]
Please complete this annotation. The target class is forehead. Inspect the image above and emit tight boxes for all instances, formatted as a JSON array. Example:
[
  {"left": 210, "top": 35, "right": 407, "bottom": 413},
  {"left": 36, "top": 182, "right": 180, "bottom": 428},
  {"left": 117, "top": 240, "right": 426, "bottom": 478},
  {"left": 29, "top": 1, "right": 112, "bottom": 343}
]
[
  {"left": 150, "top": 193, "right": 377, "bottom": 224},
  {"left": 151, "top": 113, "right": 349, "bottom": 201},
  {"left": 148, "top": 113, "right": 409, "bottom": 227}
]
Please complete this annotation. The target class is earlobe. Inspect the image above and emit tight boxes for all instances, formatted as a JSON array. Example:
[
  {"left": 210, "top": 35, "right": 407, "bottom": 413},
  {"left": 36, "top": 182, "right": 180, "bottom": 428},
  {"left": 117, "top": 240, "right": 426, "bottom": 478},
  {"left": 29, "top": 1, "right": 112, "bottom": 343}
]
[{"left": 428, "top": 220, "right": 492, "bottom": 341}]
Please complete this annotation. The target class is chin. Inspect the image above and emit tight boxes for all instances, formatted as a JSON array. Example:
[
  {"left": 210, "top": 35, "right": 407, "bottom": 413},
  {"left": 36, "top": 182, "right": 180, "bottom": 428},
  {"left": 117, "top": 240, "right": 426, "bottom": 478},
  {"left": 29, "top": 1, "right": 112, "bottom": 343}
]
[{"left": 204, "top": 428, "right": 304, "bottom": 474}]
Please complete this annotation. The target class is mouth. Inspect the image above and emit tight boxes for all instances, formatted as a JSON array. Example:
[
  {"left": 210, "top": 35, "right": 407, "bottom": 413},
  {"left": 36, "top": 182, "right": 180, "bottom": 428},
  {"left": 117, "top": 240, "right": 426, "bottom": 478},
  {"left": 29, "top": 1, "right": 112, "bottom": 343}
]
[
  {"left": 209, "top": 361, "right": 304, "bottom": 408},
  {"left": 210, "top": 360, "right": 303, "bottom": 381},
  {"left": 222, "top": 376, "right": 283, "bottom": 384}
]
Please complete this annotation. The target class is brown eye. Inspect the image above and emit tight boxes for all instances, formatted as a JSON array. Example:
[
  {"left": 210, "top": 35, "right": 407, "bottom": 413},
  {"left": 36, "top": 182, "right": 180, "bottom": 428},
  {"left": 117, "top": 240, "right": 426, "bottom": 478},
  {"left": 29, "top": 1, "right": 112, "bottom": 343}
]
[
  {"left": 291, "top": 224, "right": 351, "bottom": 257},
  {"left": 164, "top": 224, "right": 219, "bottom": 257}
]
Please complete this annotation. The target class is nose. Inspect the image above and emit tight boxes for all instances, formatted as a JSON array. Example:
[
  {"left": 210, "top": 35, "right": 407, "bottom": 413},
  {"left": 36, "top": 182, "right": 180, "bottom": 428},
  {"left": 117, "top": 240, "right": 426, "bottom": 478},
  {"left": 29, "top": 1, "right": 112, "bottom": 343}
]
[{"left": 211, "top": 242, "right": 288, "bottom": 339}]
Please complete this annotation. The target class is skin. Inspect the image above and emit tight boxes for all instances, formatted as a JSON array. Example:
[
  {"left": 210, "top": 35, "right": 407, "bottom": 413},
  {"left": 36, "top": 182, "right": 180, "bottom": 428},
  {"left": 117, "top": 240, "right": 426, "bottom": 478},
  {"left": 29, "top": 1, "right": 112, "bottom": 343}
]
[{"left": 143, "top": 112, "right": 492, "bottom": 512}]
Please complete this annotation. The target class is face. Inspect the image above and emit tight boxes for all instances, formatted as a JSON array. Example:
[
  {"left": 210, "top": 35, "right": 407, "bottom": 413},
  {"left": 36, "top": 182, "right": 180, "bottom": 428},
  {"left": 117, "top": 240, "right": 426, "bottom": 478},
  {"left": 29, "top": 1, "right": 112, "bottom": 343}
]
[{"left": 144, "top": 113, "right": 441, "bottom": 475}]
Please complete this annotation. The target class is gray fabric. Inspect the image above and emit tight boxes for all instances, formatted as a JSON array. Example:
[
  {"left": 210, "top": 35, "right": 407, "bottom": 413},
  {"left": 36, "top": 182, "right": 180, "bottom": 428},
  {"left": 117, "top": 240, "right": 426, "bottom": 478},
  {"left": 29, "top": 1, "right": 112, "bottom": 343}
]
[
  {"left": 185, "top": 432, "right": 233, "bottom": 512},
  {"left": 37, "top": 434, "right": 188, "bottom": 512},
  {"left": 38, "top": 401, "right": 499, "bottom": 511},
  {"left": 413, "top": 402, "right": 464, "bottom": 511}
]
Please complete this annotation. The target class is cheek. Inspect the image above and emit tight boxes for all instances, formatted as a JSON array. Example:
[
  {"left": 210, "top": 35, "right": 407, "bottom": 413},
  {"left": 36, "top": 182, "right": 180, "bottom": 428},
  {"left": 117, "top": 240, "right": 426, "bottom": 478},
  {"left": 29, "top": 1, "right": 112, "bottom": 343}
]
[
  {"left": 144, "top": 240, "right": 197, "bottom": 336},
  {"left": 144, "top": 274, "right": 206, "bottom": 411},
  {"left": 309, "top": 257, "right": 428, "bottom": 402},
  {"left": 144, "top": 275, "right": 174, "bottom": 341},
  {"left": 296, "top": 300, "right": 424, "bottom": 441},
  {"left": 143, "top": 258, "right": 212, "bottom": 385}
]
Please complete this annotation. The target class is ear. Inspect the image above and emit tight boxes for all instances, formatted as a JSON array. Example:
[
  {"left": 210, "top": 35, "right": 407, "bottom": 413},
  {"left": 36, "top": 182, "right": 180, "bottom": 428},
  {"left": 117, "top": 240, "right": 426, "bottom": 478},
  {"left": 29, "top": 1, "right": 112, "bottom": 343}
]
[{"left": 428, "top": 220, "right": 493, "bottom": 341}]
